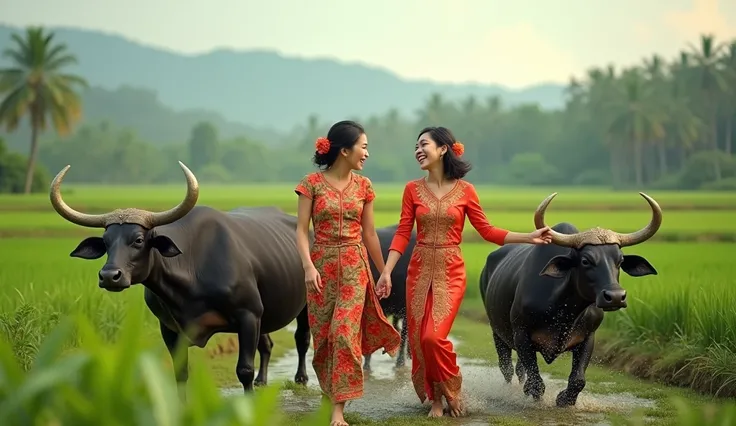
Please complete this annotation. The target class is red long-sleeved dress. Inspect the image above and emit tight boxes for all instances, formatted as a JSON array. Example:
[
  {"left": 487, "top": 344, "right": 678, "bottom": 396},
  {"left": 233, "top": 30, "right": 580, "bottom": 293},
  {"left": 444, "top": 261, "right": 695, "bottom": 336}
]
[{"left": 388, "top": 178, "right": 509, "bottom": 404}]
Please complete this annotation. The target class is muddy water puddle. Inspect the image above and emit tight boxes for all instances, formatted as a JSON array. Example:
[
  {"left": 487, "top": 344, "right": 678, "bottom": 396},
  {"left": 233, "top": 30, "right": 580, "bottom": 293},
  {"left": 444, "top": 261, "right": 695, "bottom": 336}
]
[{"left": 222, "top": 326, "right": 655, "bottom": 425}]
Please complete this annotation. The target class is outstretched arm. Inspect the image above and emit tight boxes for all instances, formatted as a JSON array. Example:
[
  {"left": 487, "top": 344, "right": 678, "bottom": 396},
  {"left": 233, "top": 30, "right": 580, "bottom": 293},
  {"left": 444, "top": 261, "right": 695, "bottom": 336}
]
[
  {"left": 466, "top": 184, "right": 510, "bottom": 245},
  {"left": 466, "top": 185, "right": 551, "bottom": 245},
  {"left": 467, "top": 184, "right": 545, "bottom": 245}
]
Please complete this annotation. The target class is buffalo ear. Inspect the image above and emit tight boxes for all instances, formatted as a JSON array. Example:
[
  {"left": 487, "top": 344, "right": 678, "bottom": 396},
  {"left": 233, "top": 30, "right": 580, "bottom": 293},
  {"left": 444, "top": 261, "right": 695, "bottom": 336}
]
[
  {"left": 539, "top": 254, "right": 575, "bottom": 278},
  {"left": 70, "top": 237, "right": 106, "bottom": 260},
  {"left": 150, "top": 235, "right": 182, "bottom": 257},
  {"left": 621, "top": 255, "right": 657, "bottom": 277}
]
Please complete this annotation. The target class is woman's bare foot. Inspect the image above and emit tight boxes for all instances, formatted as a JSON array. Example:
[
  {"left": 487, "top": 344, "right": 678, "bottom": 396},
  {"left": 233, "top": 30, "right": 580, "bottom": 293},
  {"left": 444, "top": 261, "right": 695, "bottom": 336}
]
[
  {"left": 427, "top": 400, "right": 444, "bottom": 418},
  {"left": 446, "top": 398, "right": 465, "bottom": 417},
  {"left": 330, "top": 402, "right": 349, "bottom": 426}
]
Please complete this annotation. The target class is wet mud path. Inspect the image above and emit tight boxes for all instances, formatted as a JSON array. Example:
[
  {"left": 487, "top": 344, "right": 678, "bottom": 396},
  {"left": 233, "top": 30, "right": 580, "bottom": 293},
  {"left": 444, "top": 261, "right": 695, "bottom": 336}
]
[{"left": 222, "top": 325, "right": 656, "bottom": 425}]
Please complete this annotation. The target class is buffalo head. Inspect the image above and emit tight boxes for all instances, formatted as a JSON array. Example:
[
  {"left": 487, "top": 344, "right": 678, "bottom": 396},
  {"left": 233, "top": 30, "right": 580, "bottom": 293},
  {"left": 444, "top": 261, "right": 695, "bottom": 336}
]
[
  {"left": 533, "top": 192, "right": 662, "bottom": 311},
  {"left": 49, "top": 162, "right": 199, "bottom": 292}
]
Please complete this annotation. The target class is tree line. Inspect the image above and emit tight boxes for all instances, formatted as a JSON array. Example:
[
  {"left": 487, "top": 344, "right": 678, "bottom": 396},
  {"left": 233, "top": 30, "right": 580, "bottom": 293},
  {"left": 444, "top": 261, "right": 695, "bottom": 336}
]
[{"left": 1, "top": 28, "right": 735, "bottom": 193}]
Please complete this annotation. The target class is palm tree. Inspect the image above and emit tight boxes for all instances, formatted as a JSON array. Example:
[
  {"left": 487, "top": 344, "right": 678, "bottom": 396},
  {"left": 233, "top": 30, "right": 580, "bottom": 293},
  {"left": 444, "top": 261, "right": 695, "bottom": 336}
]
[
  {"left": 666, "top": 55, "right": 703, "bottom": 168},
  {"left": 0, "top": 27, "right": 87, "bottom": 193},
  {"left": 608, "top": 68, "right": 665, "bottom": 187},
  {"left": 688, "top": 34, "right": 728, "bottom": 180},
  {"left": 641, "top": 54, "right": 670, "bottom": 178},
  {"left": 719, "top": 41, "right": 736, "bottom": 155}
]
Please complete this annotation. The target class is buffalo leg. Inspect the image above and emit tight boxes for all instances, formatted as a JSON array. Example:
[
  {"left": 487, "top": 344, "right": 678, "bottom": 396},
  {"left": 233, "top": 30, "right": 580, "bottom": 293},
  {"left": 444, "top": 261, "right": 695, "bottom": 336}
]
[
  {"left": 396, "top": 314, "right": 408, "bottom": 367},
  {"left": 363, "top": 353, "right": 373, "bottom": 372},
  {"left": 253, "top": 333, "right": 273, "bottom": 387},
  {"left": 160, "top": 323, "right": 188, "bottom": 401},
  {"left": 556, "top": 335, "right": 594, "bottom": 407},
  {"left": 391, "top": 315, "right": 402, "bottom": 368},
  {"left": 294, "top": 306, "right": 310, "bottom": 385},
  {"left": 493, "top": 332, "right": 514, "bottom": 383},
  {"left": 513, "top": 331, "right": 545, "bottom": 400},
  {"left": 515, "top": 360, "right": 526, "bottom": 384},
  {"left": 406, "top": 315, "right": 412, "bottom": 361},
  {"left": 235, "top": 310, "right": 260, "bottom": 393}
]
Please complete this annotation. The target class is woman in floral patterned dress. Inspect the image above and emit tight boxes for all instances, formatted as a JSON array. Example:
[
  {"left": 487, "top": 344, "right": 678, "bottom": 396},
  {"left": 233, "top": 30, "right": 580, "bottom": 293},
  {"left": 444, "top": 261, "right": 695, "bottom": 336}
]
[
  {"left": 295, "top": 120, "right": 402, "bottom": 426},
  {"left": 376, "top": 126, "right": 552, "bottom": 418}
]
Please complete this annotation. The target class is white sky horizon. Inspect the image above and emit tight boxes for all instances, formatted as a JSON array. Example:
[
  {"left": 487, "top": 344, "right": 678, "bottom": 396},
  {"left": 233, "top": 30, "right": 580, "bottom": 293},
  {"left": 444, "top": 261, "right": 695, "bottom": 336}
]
[{"left": 1, "top": 0, "right": 734, "bottom": 89}]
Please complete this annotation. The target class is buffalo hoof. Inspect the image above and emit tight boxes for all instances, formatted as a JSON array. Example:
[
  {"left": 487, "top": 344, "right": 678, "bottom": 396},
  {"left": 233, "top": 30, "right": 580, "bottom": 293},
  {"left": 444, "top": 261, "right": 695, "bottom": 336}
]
[
  {"left": 516, "top": 373, "right": 526, "bottom": 385},
  {"left": 294, "top": 374, "right": 309, "bottom": 386},
  {"left": 253, "top": 379, "right": 266, "bottom": 387},
  {"left": 523, "top": 378, "right": 545, "bottom": 401},
  {"left": 555, "top": 389, "right": 578, "bottom": 407}
]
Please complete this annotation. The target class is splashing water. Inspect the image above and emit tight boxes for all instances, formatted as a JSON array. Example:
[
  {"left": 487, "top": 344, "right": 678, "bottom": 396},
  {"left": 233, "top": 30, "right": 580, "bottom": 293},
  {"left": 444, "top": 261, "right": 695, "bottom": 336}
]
[{"left": 221, "top": 327, "right": 655, "bottom": 425}]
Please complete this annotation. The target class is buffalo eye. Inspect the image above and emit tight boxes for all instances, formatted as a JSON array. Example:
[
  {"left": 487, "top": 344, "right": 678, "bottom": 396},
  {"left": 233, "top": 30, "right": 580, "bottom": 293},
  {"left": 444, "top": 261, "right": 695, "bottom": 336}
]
[
  {"left": 581, "top": 258, "right": 591, "bottom": 267},
  {"left": 134, "top": 237, "right": 144, "bottom": 246}
]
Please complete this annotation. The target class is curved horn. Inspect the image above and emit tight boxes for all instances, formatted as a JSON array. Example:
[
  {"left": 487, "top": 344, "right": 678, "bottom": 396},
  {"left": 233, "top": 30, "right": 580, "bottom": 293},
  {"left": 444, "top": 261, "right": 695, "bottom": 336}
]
[
  {"left": 149, "top": 161, "right": 199, "bottom": 227},
  {"left": 49, "top": 165, "right": 108, "bottom": 228},
  {"left": 615, "top": 192, "right": 662, "bottom": 247},
  {"left": 533, "top": 192, "right": 579, "bottom": 248}
]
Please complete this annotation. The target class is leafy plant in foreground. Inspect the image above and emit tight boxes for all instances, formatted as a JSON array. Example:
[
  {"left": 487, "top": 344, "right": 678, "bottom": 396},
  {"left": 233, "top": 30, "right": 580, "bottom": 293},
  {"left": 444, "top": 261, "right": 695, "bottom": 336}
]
[{"left": 0, "top": 307, "right": 331, "bottom": 425}]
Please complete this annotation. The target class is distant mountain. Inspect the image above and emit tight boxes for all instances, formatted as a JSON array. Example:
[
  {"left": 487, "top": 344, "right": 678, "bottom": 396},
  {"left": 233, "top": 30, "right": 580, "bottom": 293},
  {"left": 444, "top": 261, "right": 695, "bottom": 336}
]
[
  {"left": 0, "top": 24, "right": 567, "bottom": 131},
  {"left": 0, "top": 85, "right": 288, "bottom": 153}
]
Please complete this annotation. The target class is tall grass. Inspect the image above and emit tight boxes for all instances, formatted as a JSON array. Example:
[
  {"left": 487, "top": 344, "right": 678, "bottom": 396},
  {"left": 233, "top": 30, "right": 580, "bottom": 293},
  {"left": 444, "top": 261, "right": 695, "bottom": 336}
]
[{"left": 0, "top": 238, "right": 155, "bottom": 367}]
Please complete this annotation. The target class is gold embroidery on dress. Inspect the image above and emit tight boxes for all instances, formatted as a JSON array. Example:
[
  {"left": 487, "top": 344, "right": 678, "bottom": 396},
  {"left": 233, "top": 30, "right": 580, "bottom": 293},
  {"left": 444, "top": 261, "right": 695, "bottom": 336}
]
[
  {"left": 411, "top": 181, "right": 466, "bottom": 329},
  {"left": 433, "top": 372, "right": 463, "bottom": 401}
]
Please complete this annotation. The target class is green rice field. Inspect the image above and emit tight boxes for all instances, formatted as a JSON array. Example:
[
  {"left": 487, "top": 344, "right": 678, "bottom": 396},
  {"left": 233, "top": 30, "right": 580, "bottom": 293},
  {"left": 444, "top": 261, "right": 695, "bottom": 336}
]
[{"left": 0, "top": 183, "right": 734, "bottom": 410}]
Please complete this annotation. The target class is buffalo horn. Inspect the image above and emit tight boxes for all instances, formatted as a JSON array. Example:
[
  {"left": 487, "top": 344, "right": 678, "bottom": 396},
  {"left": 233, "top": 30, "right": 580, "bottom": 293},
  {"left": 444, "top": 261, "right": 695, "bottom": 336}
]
[
  {"left": 615, "top": 192, "right": 663, "bottom": 247},
  {"left": 533, "top": 192, "right": 662, "bottom": 248},
  {"left": 533, "top": 192, "right": 578, "bottom": 248},
  {"left": 49, "top": 161, "right": 199, "bottom": 229}
]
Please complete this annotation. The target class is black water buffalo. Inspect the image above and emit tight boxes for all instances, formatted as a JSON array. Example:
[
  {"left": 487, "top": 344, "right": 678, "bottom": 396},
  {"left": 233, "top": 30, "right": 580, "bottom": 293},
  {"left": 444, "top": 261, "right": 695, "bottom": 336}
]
[
  {"left": 480, "top": 192, "right": 662, "bottom": 407},
  {"left": 49, "top": 162, "right": 313, "bottom": 395},
  {"left": 363, "top": 224, "right": 417, "bottom": 371}
]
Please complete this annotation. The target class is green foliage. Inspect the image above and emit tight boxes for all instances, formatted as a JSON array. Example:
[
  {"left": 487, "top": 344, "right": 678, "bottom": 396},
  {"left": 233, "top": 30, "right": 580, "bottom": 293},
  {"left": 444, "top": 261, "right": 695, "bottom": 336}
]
[
  {"left": 0, "top": 311, "right": 331, "bottom": 425},
  {"left": 0, "top": 138, "right": 49, "bottom": 193},
  {"left": 188, "top": 122, "right": 219, "bottom": 172},
  {"left": 701, "top": 176, "right": 736, "bottom": 191},
  {"left": 610, "top": 397, "right": 736, "bottom": 425},
  {"left": 1, "top": 30, "right": 734, "bottom": 190},
  {"left": 502, "top": 152, "right": 562, "bottom": 186},
  {"left": 38, "top": 122, "right": 167, "bottom": 184},
  {"left": 677, "top": 151, "right": 736, "bottom": 189},
  {"left": 0, "top": 26, "right": 87, "bottom": 193}
]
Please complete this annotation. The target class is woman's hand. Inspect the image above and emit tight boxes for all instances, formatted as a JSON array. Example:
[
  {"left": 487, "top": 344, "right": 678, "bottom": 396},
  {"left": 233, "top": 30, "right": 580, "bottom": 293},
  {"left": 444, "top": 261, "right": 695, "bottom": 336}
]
[
  {"left": 304, "top": 265, "right": 322, "bottom": 293},
  {"left": 528, "top": 226, "right": 552, "bottom": 244},
  {"left": 375, "top": 273, "right": 392, "bottom": 299}
]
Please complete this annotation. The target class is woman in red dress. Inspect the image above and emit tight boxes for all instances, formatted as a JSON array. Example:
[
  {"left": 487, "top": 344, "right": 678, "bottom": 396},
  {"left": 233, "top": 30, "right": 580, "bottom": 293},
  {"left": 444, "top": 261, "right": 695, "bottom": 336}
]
[
  {"left": 295, "top": 120, "right": 402, "bottom": 426},
  {"left": 376, "top": 126, "right": 552, "bottom": 418}
]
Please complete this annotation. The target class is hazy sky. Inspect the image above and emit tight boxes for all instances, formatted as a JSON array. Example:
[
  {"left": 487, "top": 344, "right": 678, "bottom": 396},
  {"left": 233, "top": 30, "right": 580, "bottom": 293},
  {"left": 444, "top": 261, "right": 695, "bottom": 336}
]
[{"left": 1, "top": 0, "right": 734, "bottom": 88}]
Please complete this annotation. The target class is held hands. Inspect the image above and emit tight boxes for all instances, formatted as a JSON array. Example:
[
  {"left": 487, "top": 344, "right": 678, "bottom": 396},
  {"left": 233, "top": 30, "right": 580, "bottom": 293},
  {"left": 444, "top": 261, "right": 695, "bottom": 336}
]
[
  {"left": 304, "top": 265, "right": 322, "bottom": 293},
  {"left": 375, "top": 273, "right": 392, "bottom": 299},
  {"left": 529, "top": 226, "right": 553, "bottom": 245}
]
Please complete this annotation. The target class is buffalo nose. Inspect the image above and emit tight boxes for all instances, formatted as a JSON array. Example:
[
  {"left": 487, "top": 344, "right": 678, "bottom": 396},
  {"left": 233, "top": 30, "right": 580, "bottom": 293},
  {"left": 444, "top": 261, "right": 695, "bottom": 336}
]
[
  {"left": 601, "top": 289, "right": 627, "bottom": 308},
  {"left": 99, "top": 269, "right": 123, "bottom": 284}
]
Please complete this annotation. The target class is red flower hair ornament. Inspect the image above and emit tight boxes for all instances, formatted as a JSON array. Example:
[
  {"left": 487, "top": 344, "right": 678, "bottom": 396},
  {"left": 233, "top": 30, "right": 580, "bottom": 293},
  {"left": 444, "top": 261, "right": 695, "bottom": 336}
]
[
  {"left": 452, "top": 141, "right": 465, "bottom": 157},
  {"left": 315, "top": 137, "right": 331, "bottom": 155}
]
